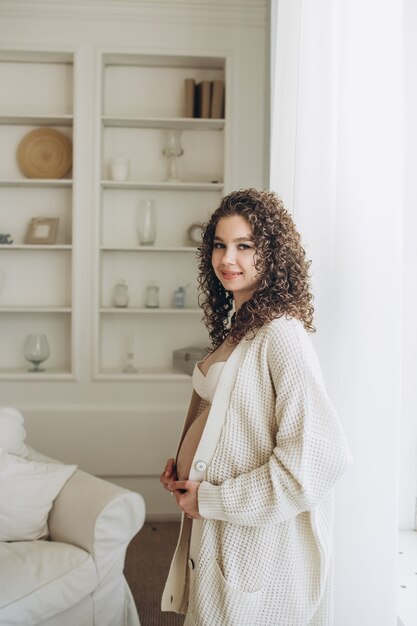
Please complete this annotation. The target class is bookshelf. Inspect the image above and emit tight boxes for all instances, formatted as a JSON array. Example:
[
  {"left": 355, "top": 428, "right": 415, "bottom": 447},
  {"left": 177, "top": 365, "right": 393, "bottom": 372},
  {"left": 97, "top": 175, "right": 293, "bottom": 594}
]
[
  {"left": 0, "top": 50, "right": 74, "bottom": 379},
  {"left": 94, "top": 52, "right": 227, "bottom": 379}
]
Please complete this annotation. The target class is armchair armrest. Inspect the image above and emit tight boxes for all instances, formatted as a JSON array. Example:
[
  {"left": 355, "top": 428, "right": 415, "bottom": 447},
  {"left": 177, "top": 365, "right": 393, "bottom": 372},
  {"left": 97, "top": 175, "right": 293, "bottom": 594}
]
[{"left": 48, "top": 469, "right": 145, "bottom": 580}]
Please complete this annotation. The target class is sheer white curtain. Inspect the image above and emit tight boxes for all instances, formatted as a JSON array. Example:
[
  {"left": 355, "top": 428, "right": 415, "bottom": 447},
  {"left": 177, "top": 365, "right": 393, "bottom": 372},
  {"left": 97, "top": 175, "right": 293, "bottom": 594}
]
[
  {"left": 402, "top": 0, "right": 417, "bottom": 533},
  {"left": 270, "top": 1, "right": 403, "bottom": 624}
]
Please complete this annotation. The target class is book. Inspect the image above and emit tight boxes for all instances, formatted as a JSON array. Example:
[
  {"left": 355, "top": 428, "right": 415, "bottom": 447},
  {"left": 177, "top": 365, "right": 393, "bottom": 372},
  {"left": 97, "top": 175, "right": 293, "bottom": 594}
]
[
  {"left": 195, "top": 80, "right": 212, "bottom": 118},
  {"left": 184, "top": 78, "right": 195, "bottom": 118},
  {"left": 210, "top": 79, "right": 225, "bottom": 119}
]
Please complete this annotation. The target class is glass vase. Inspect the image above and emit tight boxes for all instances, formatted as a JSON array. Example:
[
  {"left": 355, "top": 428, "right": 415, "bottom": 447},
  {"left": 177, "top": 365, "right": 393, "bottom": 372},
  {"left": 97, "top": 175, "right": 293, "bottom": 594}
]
[{"left": 137, "top": 199, "right": 156, "bottom": 245}]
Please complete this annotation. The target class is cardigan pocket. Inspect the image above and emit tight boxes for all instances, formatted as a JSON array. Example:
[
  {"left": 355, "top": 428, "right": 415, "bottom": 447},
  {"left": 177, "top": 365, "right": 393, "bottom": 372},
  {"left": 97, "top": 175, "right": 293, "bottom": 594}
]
[{"left": 207, "top": 558, "right": 266, "bottom": 625}]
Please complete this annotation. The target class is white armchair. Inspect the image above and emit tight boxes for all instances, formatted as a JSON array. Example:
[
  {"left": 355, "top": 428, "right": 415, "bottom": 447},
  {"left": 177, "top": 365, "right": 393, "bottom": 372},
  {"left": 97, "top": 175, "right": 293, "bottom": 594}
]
[{"left": 0, "top": 448, "right": 146, "bottom": 626}]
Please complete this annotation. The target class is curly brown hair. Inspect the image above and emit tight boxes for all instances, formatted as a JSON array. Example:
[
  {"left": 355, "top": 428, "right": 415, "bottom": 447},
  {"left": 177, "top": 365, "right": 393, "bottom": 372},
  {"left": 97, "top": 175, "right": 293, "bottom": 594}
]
[{"left": 197, "top": 188, "right": 315, "bottom": 348}]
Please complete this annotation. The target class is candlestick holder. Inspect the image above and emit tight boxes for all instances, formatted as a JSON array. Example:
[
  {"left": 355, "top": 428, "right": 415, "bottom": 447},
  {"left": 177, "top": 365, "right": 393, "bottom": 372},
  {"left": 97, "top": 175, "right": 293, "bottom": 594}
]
[
  {"left": 163, "top": 129, "right": 184, "bottom": 182},
  {"left": 123, "top": 352, "right": 138, "bottom": 373}
]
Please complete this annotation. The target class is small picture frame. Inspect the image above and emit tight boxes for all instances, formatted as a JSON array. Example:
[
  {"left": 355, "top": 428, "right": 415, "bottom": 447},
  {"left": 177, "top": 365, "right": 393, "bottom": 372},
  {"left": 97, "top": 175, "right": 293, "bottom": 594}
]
[{"left": 25, "top": 217, "right": 59, "bottom": 245}]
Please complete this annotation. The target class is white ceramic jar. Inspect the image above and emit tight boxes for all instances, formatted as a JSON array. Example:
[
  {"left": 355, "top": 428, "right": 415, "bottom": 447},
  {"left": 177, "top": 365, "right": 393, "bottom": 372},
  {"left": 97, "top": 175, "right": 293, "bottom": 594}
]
[{"left": 113, "top": 279, "right": 129, "bottom": 307}]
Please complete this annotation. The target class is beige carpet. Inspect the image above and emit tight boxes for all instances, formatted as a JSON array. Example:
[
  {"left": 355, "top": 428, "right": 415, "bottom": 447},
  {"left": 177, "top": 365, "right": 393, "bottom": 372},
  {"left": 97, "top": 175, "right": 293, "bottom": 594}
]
[{"left": 124, "top": 522, "right": 185, "bottom": 626}]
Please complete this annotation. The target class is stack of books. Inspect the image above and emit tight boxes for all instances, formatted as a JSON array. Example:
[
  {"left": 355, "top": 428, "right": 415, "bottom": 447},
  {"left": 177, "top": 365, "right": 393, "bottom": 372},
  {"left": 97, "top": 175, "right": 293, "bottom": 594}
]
[{"left": 184, "top": 78, "right": 225, "bottom": 119}]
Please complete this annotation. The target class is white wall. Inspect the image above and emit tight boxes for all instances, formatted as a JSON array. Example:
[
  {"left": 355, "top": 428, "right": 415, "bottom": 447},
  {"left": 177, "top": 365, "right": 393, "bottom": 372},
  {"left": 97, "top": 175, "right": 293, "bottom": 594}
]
[
  {"left": 271, "top": 0, "right": 402, "bottom": 624},
  {"left": 400, "top": 0, "right": 417, "bottom": 530},
  {"left": 0, "top": 0, "right": 268, "bottom": 519}
]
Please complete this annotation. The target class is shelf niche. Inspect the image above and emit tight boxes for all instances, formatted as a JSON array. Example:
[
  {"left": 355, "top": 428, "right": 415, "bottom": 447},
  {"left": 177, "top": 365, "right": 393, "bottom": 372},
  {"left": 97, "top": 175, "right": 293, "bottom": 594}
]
[
  {"left": 0, "top": 49, "right": 75, "bottom": 379},
  {"left": 96, "top": 52, "right": 225, "bottom": 379}
]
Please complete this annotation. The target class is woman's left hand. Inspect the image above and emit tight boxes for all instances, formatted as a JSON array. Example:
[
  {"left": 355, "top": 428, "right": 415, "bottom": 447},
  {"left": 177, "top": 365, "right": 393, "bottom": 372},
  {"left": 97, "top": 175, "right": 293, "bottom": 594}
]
[{"left": 171, "top": 480, "right": 201, "bottom": 519}]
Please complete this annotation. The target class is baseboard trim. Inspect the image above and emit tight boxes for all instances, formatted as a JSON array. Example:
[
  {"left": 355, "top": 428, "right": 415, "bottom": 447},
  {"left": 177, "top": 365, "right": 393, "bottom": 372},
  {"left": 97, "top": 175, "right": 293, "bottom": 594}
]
[{"left": 145, "top": 512, "right": 181, "bottom": 523}]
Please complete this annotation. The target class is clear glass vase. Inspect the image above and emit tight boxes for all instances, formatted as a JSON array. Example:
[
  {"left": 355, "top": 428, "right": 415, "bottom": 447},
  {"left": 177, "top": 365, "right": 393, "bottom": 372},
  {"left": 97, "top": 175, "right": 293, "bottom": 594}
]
[{"left": 137, "top": 199, "right": 156, "bottom": 245}]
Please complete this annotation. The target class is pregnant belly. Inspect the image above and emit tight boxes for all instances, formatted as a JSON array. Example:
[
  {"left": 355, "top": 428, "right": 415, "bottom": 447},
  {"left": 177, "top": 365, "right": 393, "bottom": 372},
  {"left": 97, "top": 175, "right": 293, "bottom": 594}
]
[{"left": 176, "top": 405, "right": 210, "bottom": 481}]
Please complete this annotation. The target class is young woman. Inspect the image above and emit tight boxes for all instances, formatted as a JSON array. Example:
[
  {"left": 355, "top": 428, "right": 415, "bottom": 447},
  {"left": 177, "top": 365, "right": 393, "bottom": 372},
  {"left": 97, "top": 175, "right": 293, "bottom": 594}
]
[{"left": 160, "top": 188, "right": 352, "bottom": 626}]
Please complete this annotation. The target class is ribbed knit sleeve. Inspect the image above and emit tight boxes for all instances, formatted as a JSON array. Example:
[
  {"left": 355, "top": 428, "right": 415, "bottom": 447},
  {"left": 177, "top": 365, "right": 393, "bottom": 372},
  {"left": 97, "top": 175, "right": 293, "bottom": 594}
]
[{"left": 198, "top": 319, "right": 352, "bottom": 526}]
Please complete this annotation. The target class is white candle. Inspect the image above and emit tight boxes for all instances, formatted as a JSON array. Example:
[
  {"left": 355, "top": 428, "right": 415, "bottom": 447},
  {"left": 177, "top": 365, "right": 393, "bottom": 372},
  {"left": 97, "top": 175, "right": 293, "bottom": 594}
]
[{"left": 110, "top": 156, "right": 130, "bottom": 181}]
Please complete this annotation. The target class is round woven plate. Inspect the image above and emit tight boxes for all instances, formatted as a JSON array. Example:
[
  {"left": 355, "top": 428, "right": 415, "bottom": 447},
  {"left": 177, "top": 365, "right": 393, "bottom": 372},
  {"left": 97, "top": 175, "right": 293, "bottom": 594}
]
[{"left": 17, "top": 128, "right": 72, "bottom": 179}]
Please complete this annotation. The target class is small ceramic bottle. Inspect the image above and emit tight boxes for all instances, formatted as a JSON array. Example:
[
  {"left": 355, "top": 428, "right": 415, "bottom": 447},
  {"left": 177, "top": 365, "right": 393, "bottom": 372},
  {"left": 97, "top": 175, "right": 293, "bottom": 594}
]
[
  {"left": 113, "top": 279, "right": 129, "bottom": 307},
  {"left": 145, "top": 282, "right": 159, "bottom": 308},
  {"left": 173, "top": 286, "right": 186, "bottom": 308}
]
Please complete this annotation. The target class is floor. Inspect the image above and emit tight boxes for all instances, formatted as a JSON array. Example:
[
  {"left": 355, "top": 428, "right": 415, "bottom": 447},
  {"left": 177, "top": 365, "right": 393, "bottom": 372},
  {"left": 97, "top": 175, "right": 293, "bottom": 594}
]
[
  {"left": 398, "top": 531, "right": 417, "bottom": 626},
  {"left": 124, "top": 522, "right": 185, "bottom": 626}
]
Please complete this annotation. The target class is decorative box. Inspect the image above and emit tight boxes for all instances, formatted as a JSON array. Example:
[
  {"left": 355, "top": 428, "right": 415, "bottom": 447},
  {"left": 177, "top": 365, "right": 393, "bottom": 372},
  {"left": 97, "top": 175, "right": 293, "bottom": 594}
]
[{"left": 172, "top": 346, "right": 207, "bottom": 375}]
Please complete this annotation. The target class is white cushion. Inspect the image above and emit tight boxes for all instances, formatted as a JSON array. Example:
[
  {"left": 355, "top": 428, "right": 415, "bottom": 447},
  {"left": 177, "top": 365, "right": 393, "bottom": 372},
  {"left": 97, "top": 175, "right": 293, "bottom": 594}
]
[
  {"left": 0, "top": 407, "right": 28, "bottom": 457},
  {"left": 0, "top": 448, "right": 77, "bottom": 541},
  {"left": 0, "top": 540, "right": 97, "bottom": 625}
]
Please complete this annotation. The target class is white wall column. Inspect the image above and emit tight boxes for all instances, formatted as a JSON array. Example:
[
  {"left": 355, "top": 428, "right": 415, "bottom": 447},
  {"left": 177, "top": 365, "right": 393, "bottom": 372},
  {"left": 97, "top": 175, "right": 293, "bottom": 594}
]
[
  {"left": 270, "top": 1, "right": 403, "bottom": 624},
  {"left": 401, "top": 0, "right": 417, "bottom": 531}
]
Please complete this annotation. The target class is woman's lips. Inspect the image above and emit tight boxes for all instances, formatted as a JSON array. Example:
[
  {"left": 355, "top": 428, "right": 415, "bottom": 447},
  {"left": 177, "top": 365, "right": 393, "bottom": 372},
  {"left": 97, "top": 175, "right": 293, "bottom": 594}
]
[{"left": 221, "top": 270, "right": 242, "bottom": 280}]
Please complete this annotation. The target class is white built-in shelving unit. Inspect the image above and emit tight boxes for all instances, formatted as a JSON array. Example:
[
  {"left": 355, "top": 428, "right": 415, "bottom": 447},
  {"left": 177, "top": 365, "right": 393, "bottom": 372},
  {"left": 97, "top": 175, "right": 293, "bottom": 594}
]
[
  {"left": 94, "top": 51, "right": 227, "bottom": 380},
  {"left": 0, "top": 48, "right": 228, "bottom": 381},
  {"left": 0, "top": 50, "right": 74, "bottom": 380}
]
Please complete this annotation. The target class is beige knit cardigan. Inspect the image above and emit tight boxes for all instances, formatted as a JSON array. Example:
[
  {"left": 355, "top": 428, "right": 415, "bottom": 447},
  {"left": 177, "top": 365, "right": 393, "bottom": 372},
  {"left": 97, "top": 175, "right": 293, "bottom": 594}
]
[{"left": 162, "top": 317, "right": 353, "bottom": 625}]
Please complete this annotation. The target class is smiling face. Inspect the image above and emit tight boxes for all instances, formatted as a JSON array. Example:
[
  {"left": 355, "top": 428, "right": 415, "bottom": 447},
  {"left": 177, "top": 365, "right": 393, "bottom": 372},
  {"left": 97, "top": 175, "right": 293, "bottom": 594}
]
[{"left": 211, "top": 215, "right": 258, "bottom": 309}]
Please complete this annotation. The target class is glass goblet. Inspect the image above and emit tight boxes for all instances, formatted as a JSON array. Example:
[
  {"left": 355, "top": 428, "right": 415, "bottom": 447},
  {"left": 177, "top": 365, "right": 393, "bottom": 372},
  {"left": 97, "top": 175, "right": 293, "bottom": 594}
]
[{"left": 24, "top": 334, "right": 50, "bottom": 372}]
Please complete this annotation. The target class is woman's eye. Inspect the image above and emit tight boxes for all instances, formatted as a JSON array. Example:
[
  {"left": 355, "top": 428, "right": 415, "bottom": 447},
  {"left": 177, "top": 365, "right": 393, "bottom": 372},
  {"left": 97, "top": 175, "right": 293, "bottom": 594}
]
[{"left": 212, "top": 242, "right": 253, "bottom": 250}]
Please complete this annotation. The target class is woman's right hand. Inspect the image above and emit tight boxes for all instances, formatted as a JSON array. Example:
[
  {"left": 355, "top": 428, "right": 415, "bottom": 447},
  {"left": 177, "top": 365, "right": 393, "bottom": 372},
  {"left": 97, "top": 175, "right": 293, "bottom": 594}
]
[{"left": 160, "top": 457, "right": 178, "bottom": 492}]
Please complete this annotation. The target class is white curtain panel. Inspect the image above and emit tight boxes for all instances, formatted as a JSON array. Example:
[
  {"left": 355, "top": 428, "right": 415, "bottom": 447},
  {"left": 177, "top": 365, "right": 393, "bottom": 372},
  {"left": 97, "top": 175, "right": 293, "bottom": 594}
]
[{"left": 269, "top": 1, "right": 403, "bottom": 625}]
